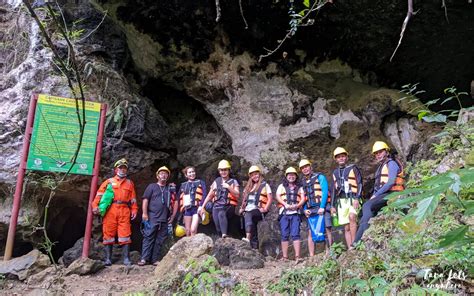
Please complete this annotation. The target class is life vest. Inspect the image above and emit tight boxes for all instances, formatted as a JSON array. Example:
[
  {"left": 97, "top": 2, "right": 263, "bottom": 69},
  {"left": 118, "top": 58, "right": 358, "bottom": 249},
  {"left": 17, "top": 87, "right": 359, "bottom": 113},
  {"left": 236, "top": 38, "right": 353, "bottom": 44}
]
[
  {"left": 214, "top": 177, "right": 238, "bottom": 206},
  {"left": 332, "top": 165, "right": 361, "bottom": 197},
  {"left": 374, "top": 158, "right": 405, "bottom": 192},
  {"left": 242, "top": 181, "right": 269, "bottom": 209},
  {"left": 302, "top": 172, "right": 329, "bottom": 208},
  {"left": 277, "top": 183, "right": 303, "bottom": 208},
  {"left": 179, "top": 180, "right": 204, "bottom": 212}
]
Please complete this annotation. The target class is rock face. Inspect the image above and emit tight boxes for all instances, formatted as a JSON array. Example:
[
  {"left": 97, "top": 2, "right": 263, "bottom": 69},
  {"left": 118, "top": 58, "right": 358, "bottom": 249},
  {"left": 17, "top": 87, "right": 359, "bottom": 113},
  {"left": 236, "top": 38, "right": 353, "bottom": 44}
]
[
  {"left": 213, "top": 238, "right": 265, "bottom": 269},
  {"left": 154, "top": 233, "right": 214, "bottom": 276},
  {"left": 0, "top": 249, "right": 50, "bottom": 280}
]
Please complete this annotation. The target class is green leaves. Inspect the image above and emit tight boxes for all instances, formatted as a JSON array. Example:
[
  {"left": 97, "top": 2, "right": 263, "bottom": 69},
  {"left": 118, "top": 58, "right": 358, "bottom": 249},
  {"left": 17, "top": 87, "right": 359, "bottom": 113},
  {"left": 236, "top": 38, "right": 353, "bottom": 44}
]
[
  {"left": 439, "top": 225, "right": 468, "bottom": 248},
  {"left": 344, "top": 276, "right": 389, "bottom": 296},
  {"left": 413, "top": 195, "right": 440, "bottom": 224},
  {"left": 389, "top": 168, "right": 474, "bottom": 225},
  {"left": 421, "top": 113, "right": 447, "bottom": 123}
]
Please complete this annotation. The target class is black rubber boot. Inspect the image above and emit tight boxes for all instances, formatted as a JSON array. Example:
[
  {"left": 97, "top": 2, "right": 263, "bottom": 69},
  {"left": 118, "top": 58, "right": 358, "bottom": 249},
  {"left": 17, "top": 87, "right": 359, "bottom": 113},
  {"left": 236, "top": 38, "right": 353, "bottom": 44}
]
[
  {"left": 122, "top": 244, "right": 131, "bottom": 266},
  {"left": 104, "top": 245, "right": 112, "bottom": 266}
]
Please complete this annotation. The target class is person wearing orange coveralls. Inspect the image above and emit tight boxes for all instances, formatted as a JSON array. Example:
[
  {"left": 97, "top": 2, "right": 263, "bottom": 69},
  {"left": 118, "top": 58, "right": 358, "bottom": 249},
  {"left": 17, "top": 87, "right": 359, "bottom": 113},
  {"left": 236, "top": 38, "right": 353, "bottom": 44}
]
[{"left": 92, "top": 158, "right": 138, "bottom": 266}]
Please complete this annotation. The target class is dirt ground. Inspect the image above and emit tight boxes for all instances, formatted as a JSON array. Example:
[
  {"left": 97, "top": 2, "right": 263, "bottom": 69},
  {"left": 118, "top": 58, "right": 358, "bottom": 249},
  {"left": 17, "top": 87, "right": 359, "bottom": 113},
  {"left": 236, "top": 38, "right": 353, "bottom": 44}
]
[
  {"left": 0, "top": 264, "right": 155, "bottom": 296},
  {"left": 0, "top": 255, "right": 319, "bottom": 295}
]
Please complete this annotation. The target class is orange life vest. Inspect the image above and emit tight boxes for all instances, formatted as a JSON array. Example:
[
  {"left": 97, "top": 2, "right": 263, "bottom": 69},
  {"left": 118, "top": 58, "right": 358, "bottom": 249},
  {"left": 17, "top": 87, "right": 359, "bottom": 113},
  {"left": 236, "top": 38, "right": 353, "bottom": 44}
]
[
  {"left": 277, "top": 184, "right": 303, "bottom": 208},
  {"left": 179, "top": 180, "right": 205, "bottom": 212},
  {"left": 242, "top": 181, "right": 270, "bottom": 209},
  {"left": 214, "top": 177, "right": 239, "bottom": 206},
  {"left": 302, "top": 172, "right": 329, "bottom": 207},
  {"left": 375, "top": 158, "right": 405, "bottom": 192},
  {"left": 332, "top": 165, "right": 360, "bottom": 197}
]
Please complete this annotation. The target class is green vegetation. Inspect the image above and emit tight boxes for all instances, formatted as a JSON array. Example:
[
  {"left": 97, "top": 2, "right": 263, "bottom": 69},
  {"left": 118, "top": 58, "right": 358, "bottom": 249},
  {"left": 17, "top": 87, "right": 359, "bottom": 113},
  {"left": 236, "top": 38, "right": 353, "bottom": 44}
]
[
  {"left": 146, "top": 255, "right": 249, "bottom": 295},
  {"left": 267, "top": 260, "right": 338, "bottom": 295}
]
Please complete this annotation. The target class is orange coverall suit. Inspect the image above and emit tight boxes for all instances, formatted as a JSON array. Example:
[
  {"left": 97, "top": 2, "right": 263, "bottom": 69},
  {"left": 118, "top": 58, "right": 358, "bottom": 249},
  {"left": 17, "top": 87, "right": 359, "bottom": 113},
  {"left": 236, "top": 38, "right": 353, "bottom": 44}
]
[{"left": 92, "top": 176, "right": 138, "bottom": 245}]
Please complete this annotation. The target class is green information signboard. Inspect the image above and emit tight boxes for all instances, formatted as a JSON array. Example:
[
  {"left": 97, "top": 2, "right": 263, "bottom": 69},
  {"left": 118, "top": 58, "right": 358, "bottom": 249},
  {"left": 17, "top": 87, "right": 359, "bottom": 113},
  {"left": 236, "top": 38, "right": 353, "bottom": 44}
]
[{"left": 26, "top": 94, "right": 101, "bottom": 175}]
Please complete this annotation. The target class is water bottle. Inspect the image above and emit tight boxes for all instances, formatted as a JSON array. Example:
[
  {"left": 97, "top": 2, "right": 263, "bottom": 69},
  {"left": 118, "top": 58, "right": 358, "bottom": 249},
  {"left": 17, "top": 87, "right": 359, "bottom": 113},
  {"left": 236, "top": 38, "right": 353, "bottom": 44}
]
[
  {"left": 167, "top": 223, "right": 173, "bottom": 235},
  {"left": 331, "top": 213, "right": 340, "bottom": 227}
]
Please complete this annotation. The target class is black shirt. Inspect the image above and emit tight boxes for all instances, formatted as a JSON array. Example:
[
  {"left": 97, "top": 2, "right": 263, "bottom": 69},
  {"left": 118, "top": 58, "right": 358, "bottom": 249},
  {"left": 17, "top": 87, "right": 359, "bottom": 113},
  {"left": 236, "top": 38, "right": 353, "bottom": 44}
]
[{"left": 143, "top": 183, "right": 174, "bottom": 223}]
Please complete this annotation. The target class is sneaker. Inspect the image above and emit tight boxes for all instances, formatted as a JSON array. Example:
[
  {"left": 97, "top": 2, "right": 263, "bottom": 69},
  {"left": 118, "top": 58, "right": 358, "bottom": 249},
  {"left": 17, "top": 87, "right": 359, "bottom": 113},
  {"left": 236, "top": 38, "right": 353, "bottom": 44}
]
[
  {"left": 137, "top": 259, "right": 147, "bottom": 266},
  {"left": 222, "top": 234, "right": 228, "bottom": 238},
  {"left": 241, "top": 237, "right": 250, "bottom": 243}
]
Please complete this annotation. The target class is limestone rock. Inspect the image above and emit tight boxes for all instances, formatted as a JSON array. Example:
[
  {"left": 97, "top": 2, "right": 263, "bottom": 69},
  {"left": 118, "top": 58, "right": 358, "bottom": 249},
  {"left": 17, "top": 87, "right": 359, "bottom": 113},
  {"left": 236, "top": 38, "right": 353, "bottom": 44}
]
[
  {"left": 213, "top": 238, "right": 265, "bottom": 269},
  {"left": 0, "top": 249, "right": 50, "bottom": 280},
  {"left": 154, "top": 233, "right": 214, "bottom": 276},
  {"left": 384, "top": 117, "right": 421, "bottom": 159},
  {"left": 26, "top": 266, "right": 61, "bottom": 286},
  {"left": 65, "top": 257, "right": 105, "bottom": 276}
]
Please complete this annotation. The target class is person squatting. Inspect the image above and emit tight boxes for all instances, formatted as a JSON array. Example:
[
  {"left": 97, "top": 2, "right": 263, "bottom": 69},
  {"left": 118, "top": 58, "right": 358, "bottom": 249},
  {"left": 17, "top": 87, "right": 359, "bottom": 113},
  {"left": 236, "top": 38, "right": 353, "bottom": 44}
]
[{"left": 92, "top": 141, "right": 405, "bottom": 265}]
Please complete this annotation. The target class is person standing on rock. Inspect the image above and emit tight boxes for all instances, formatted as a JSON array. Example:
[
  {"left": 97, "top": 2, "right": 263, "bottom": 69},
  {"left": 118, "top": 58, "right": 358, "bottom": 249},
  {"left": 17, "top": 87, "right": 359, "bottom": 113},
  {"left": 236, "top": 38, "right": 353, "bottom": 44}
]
[
  {"left": 330, "top": 147, "right": 363, "bottom": 249},
  {"left": 238, "top": 165, "right": 272, "bottom": 249},
  {"left": 353, "top": 141, "right": 404, "bottom": 245},
  {"left": 92, "top": 158, "right": 138, "bottom": 266},
  {"left": 299, "top": 159, "right": 332, "bottom": 256},
  {"left": 199, "top": 160, "right": 240, "bottom": 238},
  {"left": 138, "top": 166, "right": 178, "bottom": 266},
  {"left": 178, "top": 166, "right": 207, "bottom": 237},
  {"left": 275, "top": 167, "right": 306, "bottom": 262}
]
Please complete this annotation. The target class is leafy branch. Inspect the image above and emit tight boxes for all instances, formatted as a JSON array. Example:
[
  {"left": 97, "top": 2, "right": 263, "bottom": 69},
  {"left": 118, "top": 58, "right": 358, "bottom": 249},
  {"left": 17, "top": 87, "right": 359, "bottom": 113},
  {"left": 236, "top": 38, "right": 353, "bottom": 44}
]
[
  {"left": 398, "top": 84, "right": 473, "bottom": 147},
  {"left": 388, "top": 168, "right": 474, "bottom": 247},
  {"left": 258, "top": 0, "right": 331, "bottom": 62}
]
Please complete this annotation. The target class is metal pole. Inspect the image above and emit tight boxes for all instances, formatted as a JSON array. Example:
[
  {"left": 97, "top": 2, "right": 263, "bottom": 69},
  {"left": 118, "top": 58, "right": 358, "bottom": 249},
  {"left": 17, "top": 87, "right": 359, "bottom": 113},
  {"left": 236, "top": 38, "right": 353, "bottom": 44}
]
[
  {"left": 4, "top": 94, "right": 38, "bottom": 260},
  {"left": 82, "top": 103, "right": 107, "bottom": 258}
]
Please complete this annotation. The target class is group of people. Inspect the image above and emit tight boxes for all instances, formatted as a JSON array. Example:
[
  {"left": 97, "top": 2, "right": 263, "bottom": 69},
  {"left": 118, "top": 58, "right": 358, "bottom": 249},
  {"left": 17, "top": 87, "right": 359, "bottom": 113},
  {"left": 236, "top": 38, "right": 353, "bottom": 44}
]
[{"left": 91, "top": 140, "right": 404, "bottom": 266}]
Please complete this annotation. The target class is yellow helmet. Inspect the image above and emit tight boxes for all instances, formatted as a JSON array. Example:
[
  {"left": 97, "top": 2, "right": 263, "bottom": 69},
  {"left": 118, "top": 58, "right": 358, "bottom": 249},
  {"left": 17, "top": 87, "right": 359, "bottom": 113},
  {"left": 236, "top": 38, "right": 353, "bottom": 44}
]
[
  {"left": 372, "top": 141, "right": 390, "bottom": 154},
  {"left": 200, "top": 210, "right": 210, "bottom": 225},
  {"left": 298, "top": 159, "right": 311, "bottom": 169},
  {"left": 248, "top": 165, "right": 261, "bottom": 175},
  {"left": 156, "top": 166, "right": 171, "bottom": 175},
  {"left": 285, "top": 167, "right": 298, "bottom": 175},
  {"left": 175, "top": 225, "right": 186, "bottom": 237},
  {"left": 333, "top": 147, "right": 348, "bottom": 159},
  {"left": 114, "top": 158, "right": 128, "bottom": 168},
  {"left": 218, "top": 159, "right": 231, "bottom": 170}
]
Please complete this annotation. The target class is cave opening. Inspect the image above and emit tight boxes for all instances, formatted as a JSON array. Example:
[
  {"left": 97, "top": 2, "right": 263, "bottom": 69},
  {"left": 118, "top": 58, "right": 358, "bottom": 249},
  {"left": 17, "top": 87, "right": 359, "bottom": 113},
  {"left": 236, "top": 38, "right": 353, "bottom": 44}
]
[{"left": 46, "top": 206, "right": 87, "bottom": 261}]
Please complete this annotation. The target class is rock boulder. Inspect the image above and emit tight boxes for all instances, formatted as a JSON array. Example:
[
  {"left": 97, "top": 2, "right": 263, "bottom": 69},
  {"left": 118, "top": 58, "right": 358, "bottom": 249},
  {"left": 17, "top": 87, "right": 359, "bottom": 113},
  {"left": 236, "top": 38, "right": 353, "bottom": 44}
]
[
  {"left": 213, "top": 237, "right": 265, "bottom": 269},
  {"left": 0, "top": 249, "right": 50, "bottom": 280},
  {"left": 154, "top": 233, "right": 214, "bottom": 276}
]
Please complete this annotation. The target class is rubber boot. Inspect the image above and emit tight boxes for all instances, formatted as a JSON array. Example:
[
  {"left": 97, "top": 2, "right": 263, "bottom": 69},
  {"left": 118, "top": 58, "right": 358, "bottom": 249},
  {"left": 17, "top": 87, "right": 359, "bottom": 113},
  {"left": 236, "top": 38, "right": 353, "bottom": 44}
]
[
  {"left": 122, "top": 244, "right": 131, "bottom": 266},
  {"left": 104, "top": 245, "right": 112, "bottom": 266}
]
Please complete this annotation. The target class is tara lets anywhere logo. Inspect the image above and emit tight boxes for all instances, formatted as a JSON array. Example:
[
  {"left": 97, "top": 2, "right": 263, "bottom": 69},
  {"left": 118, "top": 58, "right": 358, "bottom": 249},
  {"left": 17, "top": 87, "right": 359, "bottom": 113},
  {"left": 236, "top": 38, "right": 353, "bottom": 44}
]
[{"left": 422, "top": 269, "right": 468, "bottom": 292}]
